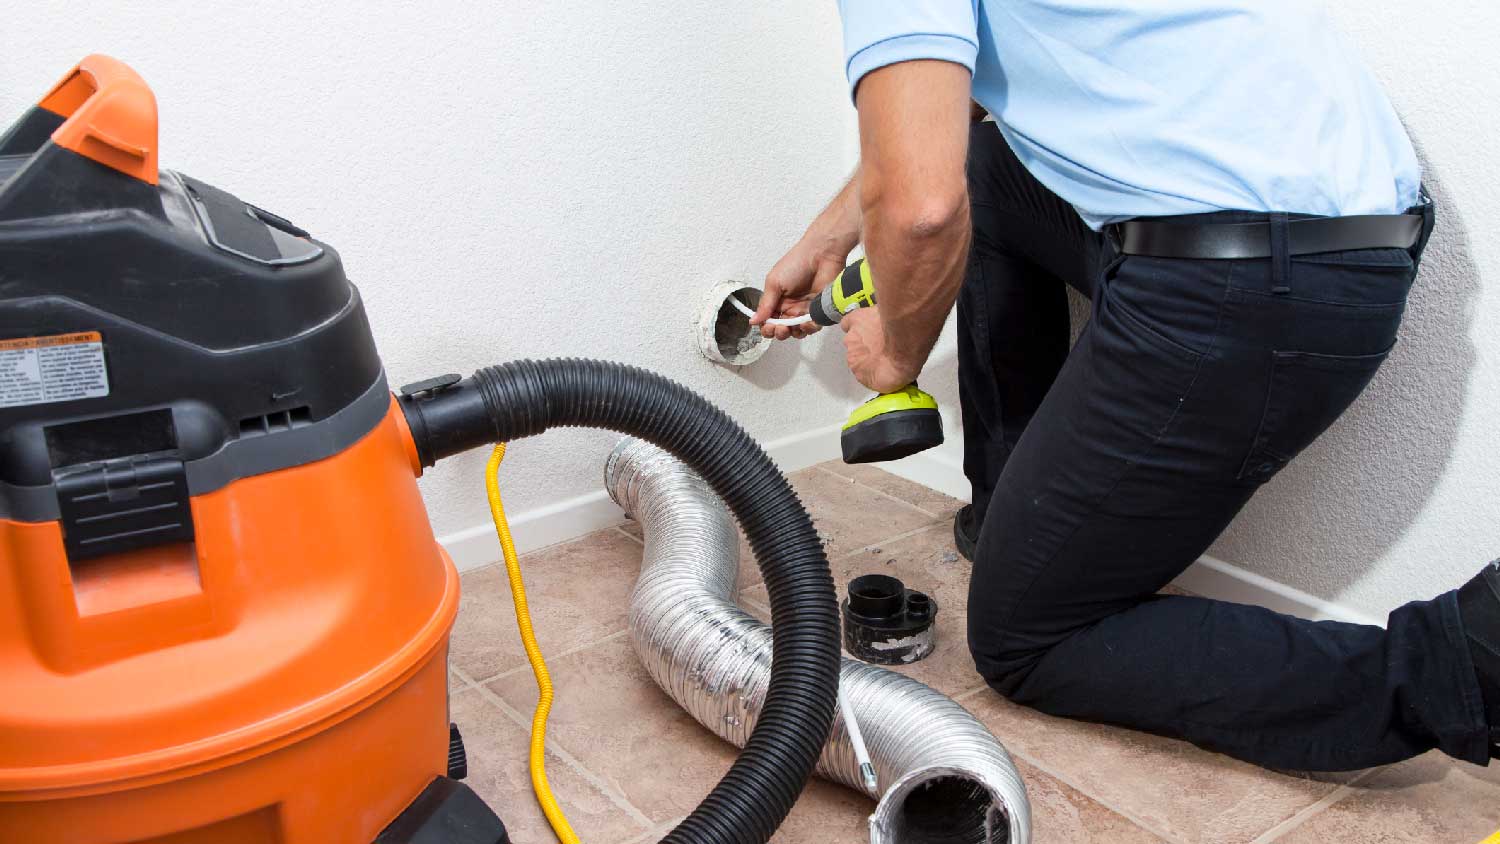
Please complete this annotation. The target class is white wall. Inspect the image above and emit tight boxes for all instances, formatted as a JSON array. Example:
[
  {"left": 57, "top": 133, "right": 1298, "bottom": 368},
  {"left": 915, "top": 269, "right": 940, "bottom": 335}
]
[
  {"left": 7, "top": 3, "right": 1496, "bottom": 621},
  {"left": 0, "top": 2, "right": 862, "bottom": 540}
]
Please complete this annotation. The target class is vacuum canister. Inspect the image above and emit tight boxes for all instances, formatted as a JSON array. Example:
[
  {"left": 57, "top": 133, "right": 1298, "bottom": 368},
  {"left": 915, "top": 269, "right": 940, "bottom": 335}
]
[{"left": 0, "top": 56, "right": 492, "bottom": 843}]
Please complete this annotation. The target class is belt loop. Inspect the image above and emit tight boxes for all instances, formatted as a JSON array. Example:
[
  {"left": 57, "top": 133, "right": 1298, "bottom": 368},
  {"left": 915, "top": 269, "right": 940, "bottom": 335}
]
[
  {"left": 1411, "top": 187, "right": 1436, "bottom": 261},
  {"left": 1269, "top": 212, "right": 1292, "bottom": 294}
]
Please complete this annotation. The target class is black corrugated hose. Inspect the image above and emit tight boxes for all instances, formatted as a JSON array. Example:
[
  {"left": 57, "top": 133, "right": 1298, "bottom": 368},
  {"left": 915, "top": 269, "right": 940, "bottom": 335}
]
[{"left": 399, "top": 358, "right": 841, "bottom": 844}]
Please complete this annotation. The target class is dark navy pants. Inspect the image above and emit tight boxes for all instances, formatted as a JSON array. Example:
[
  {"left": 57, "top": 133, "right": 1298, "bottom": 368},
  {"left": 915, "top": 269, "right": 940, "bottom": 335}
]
[{"left": 958, "top": 121, "right": 1490, "bottom": 770}]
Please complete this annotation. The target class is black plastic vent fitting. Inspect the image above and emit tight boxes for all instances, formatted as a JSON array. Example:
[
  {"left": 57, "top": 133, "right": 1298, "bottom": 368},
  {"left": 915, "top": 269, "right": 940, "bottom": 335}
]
[{"left": 842, "top": 574, "right": 938, "bottom": 664}]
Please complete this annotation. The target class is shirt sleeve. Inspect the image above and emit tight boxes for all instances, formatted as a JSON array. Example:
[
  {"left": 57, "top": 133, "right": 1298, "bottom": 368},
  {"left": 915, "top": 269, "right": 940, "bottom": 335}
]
[{"left": 838, "top": 0, "right": 979, "bottom": 100}]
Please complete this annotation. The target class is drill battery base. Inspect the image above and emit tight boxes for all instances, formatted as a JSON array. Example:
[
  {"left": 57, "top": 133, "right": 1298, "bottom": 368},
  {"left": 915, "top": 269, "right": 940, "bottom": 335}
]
[{"left": 840, "top": 384, "right": 943, "bottom": 464}]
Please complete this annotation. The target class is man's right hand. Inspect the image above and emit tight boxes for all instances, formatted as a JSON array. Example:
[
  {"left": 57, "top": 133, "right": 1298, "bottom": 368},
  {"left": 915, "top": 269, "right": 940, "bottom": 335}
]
[
  {"left": 754, "top": 167, "right": 863, "bottom": 340},
  {"left": 753, "top": 238, "right": 848, "bottom": 340}
]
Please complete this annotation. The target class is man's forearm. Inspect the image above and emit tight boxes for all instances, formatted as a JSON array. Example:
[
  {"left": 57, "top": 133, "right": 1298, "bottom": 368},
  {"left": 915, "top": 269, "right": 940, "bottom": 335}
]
[
  {"left": 803, "top": 166, "right": 863, "bottom": 256},
  {"left": 855, "top": 60, "right": 973, "bottom": 380},
  {"left": 862, "top": 193, "right": 970, "bottom": 378}
]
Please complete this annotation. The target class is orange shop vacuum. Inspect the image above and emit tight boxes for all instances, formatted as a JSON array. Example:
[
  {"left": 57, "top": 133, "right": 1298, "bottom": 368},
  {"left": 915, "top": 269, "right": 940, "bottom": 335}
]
[{"left": 0, "top": 56, "right": 842, "bottom": 844}]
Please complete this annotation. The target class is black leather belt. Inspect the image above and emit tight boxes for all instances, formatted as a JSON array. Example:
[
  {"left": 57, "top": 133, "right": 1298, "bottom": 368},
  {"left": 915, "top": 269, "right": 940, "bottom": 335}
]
[{"left": 1112, "top": 213, "right": 1424, "bottom": 260}]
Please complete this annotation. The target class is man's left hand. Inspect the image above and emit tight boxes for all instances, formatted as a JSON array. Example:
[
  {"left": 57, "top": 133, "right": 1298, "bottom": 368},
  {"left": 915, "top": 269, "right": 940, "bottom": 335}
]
[{"left": 841, "top": 307, "right": 917, "bottom": 394}]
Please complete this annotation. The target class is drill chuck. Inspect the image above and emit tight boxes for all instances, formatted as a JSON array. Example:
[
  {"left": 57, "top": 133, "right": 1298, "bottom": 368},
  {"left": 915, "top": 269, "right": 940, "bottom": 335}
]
[
  {"left": 810, "top": 258, "right": 877, "bottom": 326},
  {"left": 809, "top": 286, "right": 839, "bottom": 326}
]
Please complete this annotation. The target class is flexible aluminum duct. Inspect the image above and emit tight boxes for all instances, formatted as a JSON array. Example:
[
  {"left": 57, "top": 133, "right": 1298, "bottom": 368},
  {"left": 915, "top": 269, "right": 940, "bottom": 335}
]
[{"left": 606, "top": 440, "right": 1031, "bottom": 844}]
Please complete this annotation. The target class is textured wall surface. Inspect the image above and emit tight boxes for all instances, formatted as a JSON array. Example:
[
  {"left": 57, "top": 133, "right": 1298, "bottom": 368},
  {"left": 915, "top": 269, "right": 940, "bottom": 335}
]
[
  {"left": 0, "top": 2, "right": 861, "bottom": 537},
  {"left": 1206, "top": 0, "right": 1500, "bottom": 617}
]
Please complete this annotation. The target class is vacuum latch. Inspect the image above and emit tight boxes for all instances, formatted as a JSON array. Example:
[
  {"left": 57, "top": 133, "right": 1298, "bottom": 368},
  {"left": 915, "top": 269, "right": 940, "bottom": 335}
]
[{"left": 53, "top": 455, "right": 194, "bottom": 561}]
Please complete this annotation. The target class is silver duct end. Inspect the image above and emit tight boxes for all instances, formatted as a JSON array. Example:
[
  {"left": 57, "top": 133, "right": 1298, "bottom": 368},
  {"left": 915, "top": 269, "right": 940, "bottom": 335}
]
[{"left": 606, "top": 439, "right": 1031, "bottom": 844}]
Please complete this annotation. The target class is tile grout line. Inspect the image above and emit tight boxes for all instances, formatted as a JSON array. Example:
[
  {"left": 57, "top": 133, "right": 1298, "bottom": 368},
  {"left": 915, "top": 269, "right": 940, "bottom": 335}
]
[
  {"left": 450, "top": 668, "right": 480, "bottom": 692},
  {"left": 473, "top": 628, "right": 633, "bottom": 687},
  {"left": 949, "top": 686, "right": 1189, "bottom": 844},
  {"left": 461, "top": 523, "right": 640, "bottom": 577},
  {"left": 468, "top": 465, "right": 953, "bottom": 580},
  {"left": 1004, "top": 743, "right": 1190, "bottom": 844},
  {"left": 621, "top": 815, "right": 688, "bottom": 844},
  {"left": 613, "top": 470, "right": 949, "bottom": 594},
  {"left": 953, "top": 685, "right": 991, "bottom": 703},
  {"left": 813, "top": 464, "right": 944, "bottom": 520},
  {"left": 954, "top": 685, "right": 1388, "bottom": 844},
  {"left": 1249, "top": 766, "right": 1384, "bottom": 844},
  {"left": 451, "top": 665, "right": 482, "bottom": 690},
  {"left": 739, "top": 594, "right": 772, "bottom": 616},
  {"left": 837, "top": 520, "right": 948, "bottom": 560},
  {"left": 450, "top": 667, "right": 478, "bottom": 692},
  {"left": 460, "top": 666, "right": 659, "bottom": 832},
  {"left": 736, "top": 521, "right": 946, "bottom": 604}
]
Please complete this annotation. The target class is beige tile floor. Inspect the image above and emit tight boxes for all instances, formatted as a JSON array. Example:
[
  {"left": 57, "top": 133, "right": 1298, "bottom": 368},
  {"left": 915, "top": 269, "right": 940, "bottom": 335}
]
[{"left": 449, "top": 460, "right": 1500, "bottom": 843}]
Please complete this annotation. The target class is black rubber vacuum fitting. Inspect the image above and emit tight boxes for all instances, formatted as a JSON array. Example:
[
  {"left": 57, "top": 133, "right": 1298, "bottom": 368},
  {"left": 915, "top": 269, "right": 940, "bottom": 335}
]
[{"left": 842, "top": 574, "right": 938, "bottom": 664}]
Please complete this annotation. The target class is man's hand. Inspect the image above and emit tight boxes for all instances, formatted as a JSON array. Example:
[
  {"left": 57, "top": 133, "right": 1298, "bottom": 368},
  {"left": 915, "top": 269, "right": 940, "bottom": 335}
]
[
  {"left": 754, "top": 168, "right": 863, "bottom": 340},
  {"left": 753, "top": 236, "right": 846, "bottom": 340},
  {"left": 841, "top": 307, "right": 915, "bottom": 394}
]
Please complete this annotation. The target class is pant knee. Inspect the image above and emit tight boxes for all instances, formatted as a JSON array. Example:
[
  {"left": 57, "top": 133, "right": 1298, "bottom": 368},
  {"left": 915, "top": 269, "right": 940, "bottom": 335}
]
[{"left": 967, "top": 620, "right": 1053, "bottom": 697}]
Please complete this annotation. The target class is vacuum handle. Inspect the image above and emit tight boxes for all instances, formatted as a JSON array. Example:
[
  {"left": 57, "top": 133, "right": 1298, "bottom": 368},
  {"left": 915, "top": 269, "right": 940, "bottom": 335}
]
[{"left": 37, "top": 54, "right": 158, "bottom": 185}]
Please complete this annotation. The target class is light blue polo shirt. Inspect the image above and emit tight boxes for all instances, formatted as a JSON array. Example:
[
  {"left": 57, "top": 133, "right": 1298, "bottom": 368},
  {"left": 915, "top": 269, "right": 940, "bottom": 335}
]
[{"left": 838, "top": 1, "right": 1422, "bottom": 230}]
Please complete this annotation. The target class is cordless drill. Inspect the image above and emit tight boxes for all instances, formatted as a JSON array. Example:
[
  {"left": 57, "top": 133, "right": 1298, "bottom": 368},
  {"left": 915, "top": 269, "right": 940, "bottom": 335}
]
[{"left": 810, "top": 258, "right": 943, "bottom": 464}]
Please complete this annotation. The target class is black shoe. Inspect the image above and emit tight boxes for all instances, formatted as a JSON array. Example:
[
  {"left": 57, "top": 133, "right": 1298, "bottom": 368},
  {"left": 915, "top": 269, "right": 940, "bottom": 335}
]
[
  {"left": 1457, "top": 559, "right": 1500, "bottom": 757},
  {"left": 953, "top": 504, "right": 979, "bottom": 562}
]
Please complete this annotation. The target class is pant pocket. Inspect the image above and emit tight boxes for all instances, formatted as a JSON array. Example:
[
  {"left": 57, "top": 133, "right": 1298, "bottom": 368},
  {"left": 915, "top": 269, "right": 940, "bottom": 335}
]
[
  {"left": 1087, "top": 261, "right": 1208, "bottom": 453},
  {"left": 1237, "top": 345, "right": 1394, "bottom": 483}
]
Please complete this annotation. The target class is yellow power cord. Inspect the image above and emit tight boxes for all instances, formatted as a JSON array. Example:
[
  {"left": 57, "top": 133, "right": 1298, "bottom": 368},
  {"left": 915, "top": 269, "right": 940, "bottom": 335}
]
[
  {"left": 1479, "top": 831, "right": 1500, "bottom": 844},
  {"left": 486, "top": 443, "right": 582, "bottom": 844}
]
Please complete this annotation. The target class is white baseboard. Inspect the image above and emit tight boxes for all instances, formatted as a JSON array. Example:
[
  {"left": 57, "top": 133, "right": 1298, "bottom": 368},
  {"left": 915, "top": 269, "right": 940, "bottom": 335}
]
[
  {"left": 438, "top": 423, "right": 845, "bottom": 571},
  {"left": 762, "top": 421, "right": 847, "bottom": 473},
  {"left": 877, "top": 443, "right": 972, "bottom": 502},
  {"left": 439, "top": 489, "right": 627, "bottom": 571},
  {"left": 1172, "top": 554, "right": 1380, "bottom": 627},
  {"left": 440, "top": 422, "right": 1381, "bottom": 629},
  {"left": 858, "top": 403, "right": 973, "bottom": 502}
]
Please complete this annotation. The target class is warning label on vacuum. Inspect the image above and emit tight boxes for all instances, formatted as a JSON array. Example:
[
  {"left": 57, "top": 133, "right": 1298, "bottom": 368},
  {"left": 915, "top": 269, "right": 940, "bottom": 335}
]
[{"left": 0, "top": 332, "right": 110, "bottom": 408}]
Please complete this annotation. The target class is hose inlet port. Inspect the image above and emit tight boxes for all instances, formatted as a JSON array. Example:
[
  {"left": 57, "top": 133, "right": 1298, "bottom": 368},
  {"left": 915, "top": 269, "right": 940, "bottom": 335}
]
[
  {"left": 697, "top": 279, "right": 770, "bottom": 366},
  {"left": 849, "top": 574, "right": 905, "bottom": 618},
  {"left": 906, "top": 591, "right": 934, "bottom": 620}
]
